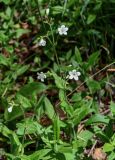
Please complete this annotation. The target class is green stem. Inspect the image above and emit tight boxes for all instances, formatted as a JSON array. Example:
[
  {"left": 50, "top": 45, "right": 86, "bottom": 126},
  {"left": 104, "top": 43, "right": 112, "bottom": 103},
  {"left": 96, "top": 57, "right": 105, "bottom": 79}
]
[{"left": 49, "top": 23, "right": 60, "bottom": 66}]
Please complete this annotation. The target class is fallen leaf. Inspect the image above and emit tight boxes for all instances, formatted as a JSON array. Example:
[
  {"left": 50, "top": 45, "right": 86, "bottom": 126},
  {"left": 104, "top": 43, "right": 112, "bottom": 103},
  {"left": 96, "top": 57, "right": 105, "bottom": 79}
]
[{"left": 92, "top": 148, "right": 107, "bottom": 160}]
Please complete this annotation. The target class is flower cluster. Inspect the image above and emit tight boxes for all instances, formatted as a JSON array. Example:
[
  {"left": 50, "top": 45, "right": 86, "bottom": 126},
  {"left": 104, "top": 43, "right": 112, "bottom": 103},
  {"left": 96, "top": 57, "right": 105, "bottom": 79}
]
[
  {"left": 58, "top": 25, "right": 68, "bottom": 35},
  {"left": 38, "top": 25, "right": 68, "bottom": 47},
  {"left": 38, "top": 39, "right": 46, "bottom": 46},
  {"left": 37, "top": 72, "right": 46, "bottom": 82},
  {"left": 37, "top": 69, "right": 81, "bottom": 82},
  {"left": 67, "top": 69, "right": 81, "bottom": 81}
]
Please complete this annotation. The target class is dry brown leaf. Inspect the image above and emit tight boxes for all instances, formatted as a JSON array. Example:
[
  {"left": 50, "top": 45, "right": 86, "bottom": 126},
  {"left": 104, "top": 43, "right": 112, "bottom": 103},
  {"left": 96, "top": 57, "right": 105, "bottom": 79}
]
[{"left": 92, "top": 148, "right": 107, "bottom": 160}]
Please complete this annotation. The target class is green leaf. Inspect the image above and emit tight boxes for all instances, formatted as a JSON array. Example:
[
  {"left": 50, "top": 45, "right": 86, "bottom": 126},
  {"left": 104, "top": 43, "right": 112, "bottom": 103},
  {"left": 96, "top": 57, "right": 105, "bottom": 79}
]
[
  {"left": 71, "top": 93, "right": 82, "bottom": 102},
  {"left": 16, "top": 93, "right": 32, "bottom": 109},
  {"left": 72, "top": 102, "right": 91, "bottom": 125},
  {"left": 16, "top": 118, "right": 38, "bottom": 135},
  {"left": 86, "top": 79, "right": 101, "bottom": 93},
  {"left": 87, "top": 14, "right": 96, "bottom": 24},
  {"left": 0, "top": 0, "right": 10, "bottom": 4},
  {"left": 58, "top": 145, "right": 72, "bottom": 154},
  {"left": 44, "top": 97, "right": 55, "bottom": 120},
  {"left": 103, "top": 143, "right": 114, "bottom": 152},
  {"left": 61, "top": 101, "right": 74, "bottom": 116},
  {"left": 14, "top": 65, "right": 30, "bottom": 78},
  {"left": 110, "top": 101, "right": 115, "bottom": 116},
  {"left": 59, "top": 89, "right": 66, "bottom": 102},
  {"left": 10, "top": 132, "right": 23, "bottom": 154},
  {"left": 0, "top": 54, "right": 9, "bottom": 66},
  {"left": 108, "top": 152, "right": 115, "bottom": 160},
  {"left": 19, "top": 82, "right": 47, "bottom": 97},
  {"left": 51, "top": 71, "right": 66, "bottom": 89},
  {"left": 0, "top": 124, "right": 22, "bottom": 155},
  {"left": 64, "top": 153, "right": 75, "bottom": 160},
  {"left": 75, "top": 47, "right": 82, "bottom": 63},
  {"left": 4, "top": 105, "right": 23, "bottom": 121},
  {"left": 51, "top": 6, "right": 64, "bottom": 15},
  {"left": 78, "top": 130, "right": 93, "bottom": 143},
  {"left": 86, "top": 114, "right": 109, "bottom": 125},
  {"left": 28, "top": 149, "right": 51, "bottom": 160},
  {"left": 6, "top": 6, "right": 11, "bottom": 17},
  {"left": 15, "top": 29, "right": 30, "bottom": 38},
  {"left": 86, "top": 51, "right": 100, "bottom": 70}
]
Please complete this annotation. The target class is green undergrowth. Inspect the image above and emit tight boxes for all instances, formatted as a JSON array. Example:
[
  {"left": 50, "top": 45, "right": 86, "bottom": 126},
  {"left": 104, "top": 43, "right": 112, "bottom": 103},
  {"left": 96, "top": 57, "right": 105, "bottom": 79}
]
[{"left": 0, "top": 0, "right": 115, "bottom": 159}]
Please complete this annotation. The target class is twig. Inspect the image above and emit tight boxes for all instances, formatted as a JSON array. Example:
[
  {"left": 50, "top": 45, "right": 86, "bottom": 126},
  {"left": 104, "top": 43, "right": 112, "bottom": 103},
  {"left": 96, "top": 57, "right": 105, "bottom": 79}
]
[
  {"left": 88, "top": 140, "right": 98, "bottom": 157},
  {"left": 88, "top": 125, "right": 106, "bottom": 157}
]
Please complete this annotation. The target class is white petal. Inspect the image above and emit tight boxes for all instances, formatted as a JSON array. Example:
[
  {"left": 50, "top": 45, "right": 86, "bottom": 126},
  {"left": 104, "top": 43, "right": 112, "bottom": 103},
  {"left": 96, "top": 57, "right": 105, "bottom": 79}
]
[
  {"left": 8, "top": 106, "right": 13, "bottom": 113},
  {"left": 77, "top": 72, "right": 81, "bottom": 76},
  {"left": 61, "top": 25, "right": 65, "bottom": 28},
  {"left": 41, "top": 78, "right": 44, "bottom": 82},
  {"left": 58, "top": 28, "right": 61, "bottom": 32},
  {"left": 59, "top": 31, "right": 63, "bottom": 35},
  {"left": 69, "top": 75, "right": 74, "bottom": 79},
  {"left": 65, "top": 27, "right": 68, "bottom": 31},
  {"left": 64, "top": 32, "right": 67, "bottom": 35},
  {"left": 74, "top": 76, "right": 78, "bottom": 81},
  {"left": 66, "top": 75, "right": 69, "bottom": 79},
  {"left": 69, "top": 71, "right": 72, "bottom": 75}
]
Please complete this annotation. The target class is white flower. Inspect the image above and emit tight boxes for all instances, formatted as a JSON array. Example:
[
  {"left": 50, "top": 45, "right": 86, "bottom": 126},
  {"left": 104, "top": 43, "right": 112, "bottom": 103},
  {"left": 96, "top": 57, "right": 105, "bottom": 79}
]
[
  {"left": 38, "top": 39, "right": 46, "bottom": 46},
  {"left": 67, "top": 69, "right": 81, "bottom": 81},
  {"left": 37, "top": 72, "right": 46, "bottom": 82},
  {"left": 46, "top": 8, "right": 50, "bottom": 15},
  {"left": 8, "top": 106, "right": 13, "bottom": 113},
  {"left": 58, "top": 25, "right": 68, "bottom": 35}
]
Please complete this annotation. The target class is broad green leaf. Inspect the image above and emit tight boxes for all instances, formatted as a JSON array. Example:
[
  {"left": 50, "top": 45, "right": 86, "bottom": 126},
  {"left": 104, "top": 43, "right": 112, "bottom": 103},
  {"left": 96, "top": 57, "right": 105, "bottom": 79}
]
[
  {"left": 71, "top": 93, "right": 82, "bottom": 102},
  {"left": 4, "top": 105, "right": 23, "bottom": 121},
  {"left": 75, "top": 47, "right": 82, "bottom": 63},
  {"left": 0, "top": 123, "right": 11, "bottom": 136},
  {"left": 51, "top": 6, "right": 64, "bottom": 15},
  {"left": 58, "top": 143, "right": 73, "bottom": 153},
  {"left": 78, "top": 130, "right": 93, "bottom": 143},
  {"left": 103, "top": 143, "right": 114, "bottom": 152},
  {"left": 86, "top": 79, "right": 101, "bottom": 93},
  {"left": 72, "top": 100, "right": 92, "bottom": 125},
  {"left": 0, "top": 31, "right": 9, "bottom": 42},
  {"left": 108, "top": 152, "right": 115, "bottom": 160},
  {"left": 72, "top": 104, "right": 90, "bottom": 125},
  {"left": 59, "top": 89, "right": 66, "bottom": 102},
  {"left": 61, "top": 101, "right": 74, "bottom": 116},
  {"left": 16, "top": 93, "right": 32, "bottom": 109},
  {"left": 64, "top": 153, "right": 75, "bottom": 160},
  {"left": 6, "top": 6, "right": 11, "bottom": 17},
  {"left": 0, "top": 0, "right": 10, "bottom": 4},
  {"left": 86, "top": 114, "right": 109, "bottom": 125},
  {"left": 16, "top": 119, "right": 38, "bottom": 135},
  {"left": 15, "top": 29, "right": 30, "bottom": 38},
  {"left": 44, "top": 97, "right": 55, "bottom": 120},
  {"left": 86, "top": 51, "right": 100, "bottom": 70},
  {"left": 87, "top": 14, "right": 96, "bottom": 24},
  {"left": 0, "top": 54, "right": 9, "bottom": 66},
  {"left": 14, "top": 65, "right": 30, "bottom": 78},
  {"left": 110, "top": 101, "right": 115, "bottom": 116},
  {"left": 0, "top": 124, "right": 22, "bottom": 155},
  {"left": 51, "top": 71, "right": 66, "bottom": 89},
  {"left": 19, "top": 82, "right": 47, "bottom": 97},
  {"left": 28, "top": 149, "right": 51, "bottom": 160},
  {"left": 10, "top": 132, "right": 23, "bottom": 154}
]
